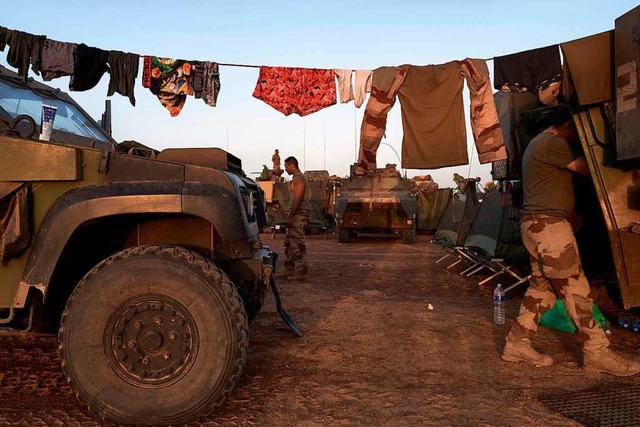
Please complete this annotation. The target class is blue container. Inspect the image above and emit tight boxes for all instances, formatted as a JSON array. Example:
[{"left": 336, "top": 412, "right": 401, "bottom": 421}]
[{"left": 618, "top": 317, "right": 631, "bottom": 329}]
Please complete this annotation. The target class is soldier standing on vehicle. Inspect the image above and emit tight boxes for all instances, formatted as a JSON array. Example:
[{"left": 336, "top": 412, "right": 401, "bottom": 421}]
[
  {"left": 283, "top": 156, "right": 310, "bottom": 280},
  {"left": 272, "top": 149, "right": 282, "bottom": 181},
  {"left": 501, "top": 108, "right": 640, "bottom": 376}
]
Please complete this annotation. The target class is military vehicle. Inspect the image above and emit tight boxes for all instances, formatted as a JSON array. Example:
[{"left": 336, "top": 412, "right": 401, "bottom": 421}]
[
  {"left": 334, "top": 163, "right": 418, "bottom": 243},
  {"left": 256, "top": 168, "right": 334, "bottom": 234},
  {"left": 0, "top": 64, "right": 298, "bottom": 425},
  {"left": 490, "top": 5, "right": 640, "bottom": 309}
]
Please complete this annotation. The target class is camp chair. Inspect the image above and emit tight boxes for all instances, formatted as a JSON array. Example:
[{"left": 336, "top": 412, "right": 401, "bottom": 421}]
[
  {"left": 456, "top": 188, "right": 530, "bottom": 292},
  {"left": 431, "top": 180, "right": 483, "bottom": 268}
]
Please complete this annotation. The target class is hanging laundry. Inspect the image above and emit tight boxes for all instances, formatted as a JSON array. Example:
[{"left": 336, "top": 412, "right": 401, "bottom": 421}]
[
  {"left": 0, "top": 27, "right": 8, "bottom": 51},
  {"left": 70, "top": 44, "right": 109, "bottom": 92},
  {"left": 5, "top": 30, "right": 46, "bottom": 78},
  {"left": 357, "top": 66, "right": 408, "bottom": 172},
  {"left": 398, "top": 62, "right": 468, "bottom": 169},
  {"left": 334, "top": 69, "right": 354, "bottom": 103},
  {"left": 561, "top": 31, "right": 613, "bottom": 105},
  {"left": 493, "top": 45, "right": 562, "bottom": 93},
  {"left": 106, "top": 51, "right": 139, "bottom": 106},
  {"left": 460, "top": 58, "right": 507, "bottom": 164},
  {"left": 142, "top": 56, "right": 194, "bottom": 117},
  {"left": 40, "top": 39, "right": 77, "bottom": 81},
  {"left": 354, "top": 69, "right": 372, "bottom": 108},
  {"left": 252, "top": 66, "right": 336, "bottom": 116},
  {"left": 191, "top": 61, "right": 221, "bottom": 107}
]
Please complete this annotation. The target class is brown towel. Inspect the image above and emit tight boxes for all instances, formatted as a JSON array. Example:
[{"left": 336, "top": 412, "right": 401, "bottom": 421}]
[{"left": 561, "top": 31, "right": 613, "bottom": 105}]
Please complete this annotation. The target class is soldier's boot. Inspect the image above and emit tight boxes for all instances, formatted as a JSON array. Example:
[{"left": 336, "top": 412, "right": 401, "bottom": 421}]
[
  {"left": 501, "top": 339, "right": 554, "bottom": 367},
  {"left": 583, "top": 349, "right": 640, "bottom": 377},
  {"left": 287, "top": 266, "right": 308, "bottom": 281},
  {"left": 279, "top": 260, "right": 295, "bottom": 276}
]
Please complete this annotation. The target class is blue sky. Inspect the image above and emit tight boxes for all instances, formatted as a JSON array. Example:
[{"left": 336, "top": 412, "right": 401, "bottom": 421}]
[{"left": 1, "top": 1, "right": 637, "bottom": 186}]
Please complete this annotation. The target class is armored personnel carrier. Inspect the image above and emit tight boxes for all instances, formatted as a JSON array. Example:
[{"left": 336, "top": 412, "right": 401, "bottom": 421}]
[
  {"left": 334, "top": 163, "right": 418, "bottom": 243},
  {"left": 0, "top": 64, "right": 286, "bottom": 425}
]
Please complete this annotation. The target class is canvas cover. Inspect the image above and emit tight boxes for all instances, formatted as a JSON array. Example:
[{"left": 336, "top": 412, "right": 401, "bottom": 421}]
[{"left": 433, "top": 182, "right": 481, "bottom": 246}]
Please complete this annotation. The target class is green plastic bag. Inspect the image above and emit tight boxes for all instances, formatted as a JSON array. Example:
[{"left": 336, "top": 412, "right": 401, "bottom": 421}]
[{"left": 539, "top": 300, "right": 607, "bottom": 333}]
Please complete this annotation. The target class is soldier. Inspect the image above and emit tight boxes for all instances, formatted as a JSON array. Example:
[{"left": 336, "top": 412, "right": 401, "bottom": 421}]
[
  {"left": 283, "top": 156, "right": 310, "bottom": 280},
  {"left": 272, "top": 149, "right": 282, "bottom": 181},
  {"left": 501, "top": 108, "right": 640, "bottom": 376}
]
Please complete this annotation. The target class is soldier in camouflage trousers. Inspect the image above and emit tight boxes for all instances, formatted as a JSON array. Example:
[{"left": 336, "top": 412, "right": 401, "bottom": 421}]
[
  {"left": 283, "top": 156, "right": 310, "bottom": 280},
  {"left": 502, "top": 109, "right": 640, "bottom": 376}
]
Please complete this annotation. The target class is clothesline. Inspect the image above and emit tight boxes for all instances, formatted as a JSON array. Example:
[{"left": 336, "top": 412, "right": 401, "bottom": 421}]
[
  {"left": 1, "top": 23, "right": 603, "bottom": 75},
  {"left": 0, "top": 22, "right": 614, "bottom": 172}
]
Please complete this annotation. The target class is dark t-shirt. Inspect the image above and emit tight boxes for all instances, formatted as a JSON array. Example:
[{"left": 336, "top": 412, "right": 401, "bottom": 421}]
[{"left": 521, "top": 132, "right": 581, "bottom": 217}]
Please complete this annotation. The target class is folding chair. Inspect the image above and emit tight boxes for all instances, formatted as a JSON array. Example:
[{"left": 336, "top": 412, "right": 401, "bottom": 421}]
[{"left": 457, "top": 189, "right": 530, "bottom": 292}]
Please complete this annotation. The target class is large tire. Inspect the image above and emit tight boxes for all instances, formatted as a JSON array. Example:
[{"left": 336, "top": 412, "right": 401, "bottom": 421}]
[{"left": 59, "top": 245, "right": 248, "bottom": 425}]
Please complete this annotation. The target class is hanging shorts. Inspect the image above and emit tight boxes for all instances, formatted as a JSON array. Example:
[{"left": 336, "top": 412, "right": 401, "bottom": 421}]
[{"left": 252, "top": 66, "right": 337, "bottom": 116}]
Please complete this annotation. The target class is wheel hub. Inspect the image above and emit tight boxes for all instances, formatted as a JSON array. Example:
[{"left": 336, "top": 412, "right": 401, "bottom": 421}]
[{"left": 105, "top": 294, "right": 199, "bottom": 388}]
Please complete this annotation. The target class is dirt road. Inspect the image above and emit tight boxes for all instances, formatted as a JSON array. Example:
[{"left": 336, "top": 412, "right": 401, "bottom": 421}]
[{"left": 1, "top": 233, "right": 639, "bottom": 426}]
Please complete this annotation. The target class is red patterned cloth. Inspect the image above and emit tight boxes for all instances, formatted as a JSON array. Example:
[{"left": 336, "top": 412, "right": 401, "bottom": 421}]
[{"left": 252, "top": 66, "right": 337, "bottom": 116}]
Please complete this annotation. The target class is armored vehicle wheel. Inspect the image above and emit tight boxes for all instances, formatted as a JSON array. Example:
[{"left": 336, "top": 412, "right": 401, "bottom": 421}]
[
  {"left": 337, "top": 227, "right": 350, "bottom": 243},
  {"left": 59, "top": 245, "right": 248, "bottom": 426},
  {"left": 401, "top": 228, "right": 416, "bottom": 244}
]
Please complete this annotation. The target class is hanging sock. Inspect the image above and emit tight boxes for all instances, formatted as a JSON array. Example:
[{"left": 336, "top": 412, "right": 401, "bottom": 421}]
[
  {"left": 334, "top": 69, "right": 354, "bottom": 103},
  {"left": 142, "top": 56, "right": 194, "bottom": 117},
  {"left": 252, "top": 66, "right": 336, "bottom": 116},
  {"left": 5, "top": 30, "right": 46, "bottom": 79},
  {"left": 354, "top": 69, "right": 372, "bottom": 108},
  {"left": 0, "top": 26, "right": 10, "bottom": 52},
  {"left": 107, "top": 51, "right": 140, "bottom": 106},
  {"left": 192, "top": 61, "right": 221, "bottom": 107}
]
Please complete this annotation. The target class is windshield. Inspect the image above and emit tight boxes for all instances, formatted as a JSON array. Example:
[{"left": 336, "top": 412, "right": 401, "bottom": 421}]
[{"left": 0, "top": 80, "right": 109, "bottom": 142}]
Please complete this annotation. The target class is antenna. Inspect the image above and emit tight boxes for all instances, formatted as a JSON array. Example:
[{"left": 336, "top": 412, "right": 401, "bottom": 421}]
[
  {"left": 353, "top": 104, "right": 357, "bottom": 162},
  {"left": 101, "top": 100, "right": 112, "bottom": 137},
  {"left": 323, "top": 122, "right": 326, "bottom": 170}
]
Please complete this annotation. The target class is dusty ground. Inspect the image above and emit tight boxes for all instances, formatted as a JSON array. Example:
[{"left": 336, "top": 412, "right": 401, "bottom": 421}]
[{"left": 1, "top": 232, "right": 640, "bottom": 426}]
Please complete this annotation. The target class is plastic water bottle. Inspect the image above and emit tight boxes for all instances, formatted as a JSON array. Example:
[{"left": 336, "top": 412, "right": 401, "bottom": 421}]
[{"left": 493, "top": 284, "right": 506, "bottom": 325}]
